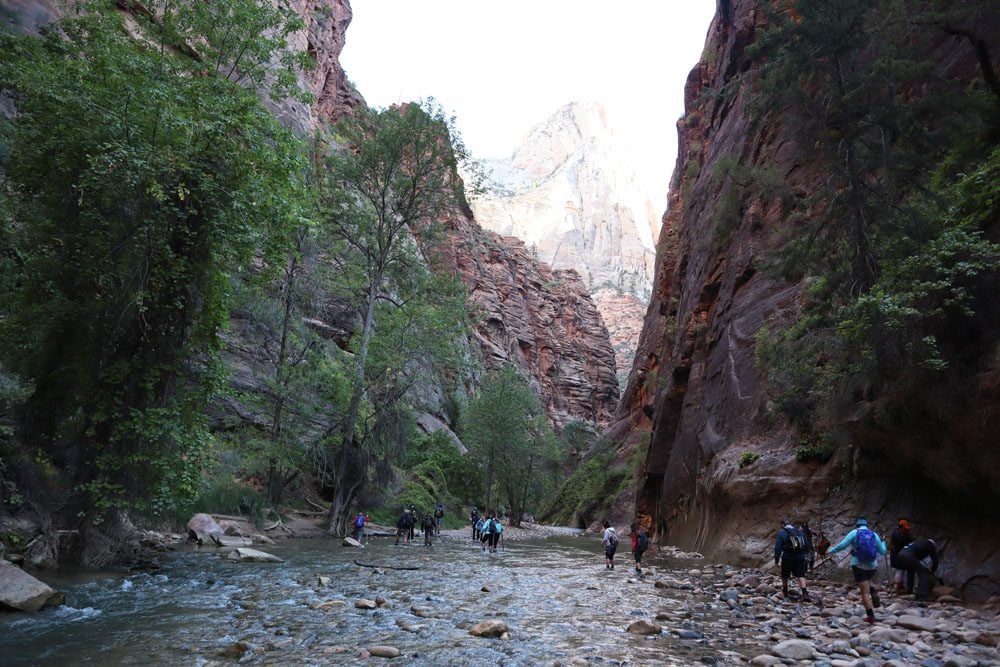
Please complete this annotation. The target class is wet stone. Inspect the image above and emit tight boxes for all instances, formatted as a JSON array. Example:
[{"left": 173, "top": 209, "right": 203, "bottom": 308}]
[{"left": 626, "top": 620, "right": 662, "bottom": 635}]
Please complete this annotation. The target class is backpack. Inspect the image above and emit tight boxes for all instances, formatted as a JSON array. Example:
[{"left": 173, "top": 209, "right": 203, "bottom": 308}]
[
  {"left": 637, "top": 531, "right": 649, "bottom": 550},
  {"left": 783, "top": 528, "right": 806, "bottom": 553},
  {"left": 484, "top": 519, "right": 495, "bottom": 534},
  {"left": 402, "top": 512, "right": 414, "bottom": 528},
  {"left": 354, "top": 515, "right": 365, "bottom": 528},
  {"left": 854, "top": 528, "right": 878, "bottom": 562},
  {"left": 608, "top": 530, "right": 619, "bottom": 547}
]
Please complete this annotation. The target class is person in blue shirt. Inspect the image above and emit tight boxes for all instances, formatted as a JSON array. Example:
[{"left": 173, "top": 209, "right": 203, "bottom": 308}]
[{"left": 827, "top": 518, "right": 887, "bottom": 624}]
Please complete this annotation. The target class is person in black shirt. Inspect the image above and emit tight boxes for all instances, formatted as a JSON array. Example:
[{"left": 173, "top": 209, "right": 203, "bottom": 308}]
[{"left": 897, "top": 538, "right": 939, "bottom": 600}]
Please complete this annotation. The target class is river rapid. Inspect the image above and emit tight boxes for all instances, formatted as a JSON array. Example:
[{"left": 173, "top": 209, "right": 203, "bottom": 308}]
[{"left": 1, "top": 530, "right": 759, "bottom": 666}]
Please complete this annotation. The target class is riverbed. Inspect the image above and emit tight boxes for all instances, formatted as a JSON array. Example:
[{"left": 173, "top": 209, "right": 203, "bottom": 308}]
[
  {"left": 1, "top": 531, "right": 757, "bottom": 665},
  {"left": 4, "top": 531, "right": 999, "bottom": 666}
]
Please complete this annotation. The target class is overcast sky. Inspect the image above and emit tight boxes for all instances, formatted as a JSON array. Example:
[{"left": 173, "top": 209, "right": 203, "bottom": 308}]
[{"left": 340, "top": 1, "right": 717, "bottom": 206}]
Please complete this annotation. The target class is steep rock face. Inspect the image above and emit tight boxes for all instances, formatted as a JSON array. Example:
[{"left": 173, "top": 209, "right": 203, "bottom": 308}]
[
  {"left": 270, "top": 0, "right": 361, "bottom": 133},
  {"left": 444, "top": 210, "right": 620, "bottom": 429},
  {"left": 609, "top": 0, "right": 1000, "bottom": 597},
  {"left": 471, "top": 102, "right": 658, "bottom": 386}
]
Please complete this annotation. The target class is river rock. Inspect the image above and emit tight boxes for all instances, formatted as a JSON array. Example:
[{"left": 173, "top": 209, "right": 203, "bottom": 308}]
[
  {"left": 367, "top": 645, "right": 400, "bottom": 658},
  {"left": 870, "top": 627, "right": 907, "bottom": 644},
  {"left": 355, "top": 598, "right": 376, "bottom": 609},
  {"left": 469, "top": 620, "right": 508, "bottom": 637},
  {"left": 772, "top": 639, "right": 815, "bottom": 660},
  {"left": 342, "top": 537, "right": 363, "bottom": 548},
  {"left": 626, "top": 619, "right": 662, "bottom": 635},
  {"left": 896, "top": 615, "right": 938, "bottom": 632},
  {"left": 224, "top": 548, "right": 283, "bottom": 563},
  {"left": 211, "top": 535, "right": 253, "bottom": 547},
  {"left": 0, "top": 562, "right": 64, "bottom": 612},
  {"left": 251, "top": 534, "right": 275, "bottom": 545},
  {"left": 749, "top": 656, "right": 781, "bottom": 666},
  {"left": 187, "top": 513, "right": 224, "bottom": 544}
]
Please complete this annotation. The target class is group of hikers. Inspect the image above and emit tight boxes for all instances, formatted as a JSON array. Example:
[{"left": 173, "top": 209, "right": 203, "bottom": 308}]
[
  {"left": 601, "top": 520, "right": 650, "bottom": 573},
  {"left": 775, "top": 516, "right": 941, "bottom": 624},
  {"left": 469, "top": 506, "right": 504, "bottom": 553},
  {"left": 350, "top": 502, "right": 447, "bottom": 546}
]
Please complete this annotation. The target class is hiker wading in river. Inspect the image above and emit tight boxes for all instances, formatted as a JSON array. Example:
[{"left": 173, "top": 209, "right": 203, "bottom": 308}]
[
  {"left": 827, "top": 518, "right": 887, "bottom": 624},
  {"left": 602, "top": 521, "right": 619, "bottom": 569}
]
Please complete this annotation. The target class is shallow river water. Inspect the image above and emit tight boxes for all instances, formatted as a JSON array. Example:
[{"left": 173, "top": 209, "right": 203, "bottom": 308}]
[{"left": 1, "top": 531, "right": 763, "bottom": 665}]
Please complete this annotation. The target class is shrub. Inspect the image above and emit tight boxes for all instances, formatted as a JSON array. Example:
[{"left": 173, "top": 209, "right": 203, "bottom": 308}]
[{"left": 738, "top": 451, "right": 760, "bottom": 468}]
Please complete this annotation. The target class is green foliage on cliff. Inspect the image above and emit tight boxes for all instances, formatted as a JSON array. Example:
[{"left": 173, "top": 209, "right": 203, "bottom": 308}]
[
  {"left": 0, "top": 0, "right": 307, "bottom": 560},
  {"left": 750, "top": 0, "right": 1000, "bottom": 436}
]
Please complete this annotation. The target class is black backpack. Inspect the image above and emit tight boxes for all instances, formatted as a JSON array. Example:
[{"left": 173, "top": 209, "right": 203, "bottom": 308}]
[{"left": 783, "top": 528, "right": 806, "bottom": 553}]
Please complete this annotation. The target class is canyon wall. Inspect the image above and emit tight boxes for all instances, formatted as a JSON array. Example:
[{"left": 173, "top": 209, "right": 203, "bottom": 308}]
[
  {"left": 471, "top": 102, "right": 657, "bottom": 388},
  {"left": 608, "top": 0, "right": 1000, "bottom": 599}
]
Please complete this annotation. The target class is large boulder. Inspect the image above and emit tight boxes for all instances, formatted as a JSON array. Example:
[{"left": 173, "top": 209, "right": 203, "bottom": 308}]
[
  {"left": 187, "top": 513, "right": 224, "bottom": 544},
  {"left": 0, "top": 561, "right": 64, "bottom": 612}
]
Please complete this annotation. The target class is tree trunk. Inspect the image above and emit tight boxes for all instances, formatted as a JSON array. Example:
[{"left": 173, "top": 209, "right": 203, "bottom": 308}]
[
  {"left": 327, "top": 277, "right": 379, "bottom": 535},
  {"left": 835, "top": 55, "right": 878, "bottom": 293}
]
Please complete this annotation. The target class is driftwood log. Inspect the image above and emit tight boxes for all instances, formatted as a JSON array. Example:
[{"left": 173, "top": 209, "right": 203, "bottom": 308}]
[{"left": 354, "top": 560, "right": 421, "bottom": 571}]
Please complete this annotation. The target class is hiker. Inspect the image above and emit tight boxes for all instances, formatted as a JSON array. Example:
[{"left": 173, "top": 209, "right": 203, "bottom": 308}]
[
  {"left": 898, "top": 538, "right": 939, "bottom": 600},
  {"left": 480, "top": 514, "right": 494, "bottom": 552},
  {"left": 827, "top": 518, "right": 887, "bottom": 624},
  {"left": 475, "top": 516, "right": 485, "bottom": 541},
  {"left": 435, "top": 502, "right": 445, "bottom": 535},
  {"left": 395, "top": 508, "right": 411, "bottom": 545},
  {"left": 421, "top": 512, "right": 435, "bottom": 547},
  {"left": 351, "top": 511, "right": 367, "bottom": 541},
  {"left": 634, "top": 528, "right": 649, "bottom": 573},
  {"left": 490, "top": 513, "right": 503, "bottom": 553},
  {"left": 774, "top": 520, "right": 810, "bottom": 601},
  {"left": 801, "top": 521, "right": 815, "bottom": 572},
  {"left": 471, "top": 506, "right": 480, "bottom": 540},
  {"left": 602, "top": 520, "right": 619, "bottom": 569},
  {"left": 889, "top": 518, "right": 914, "bottom": 593}
]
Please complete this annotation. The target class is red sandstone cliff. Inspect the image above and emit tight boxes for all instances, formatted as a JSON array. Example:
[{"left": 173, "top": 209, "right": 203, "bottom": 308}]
[
  {"left": 443, "top": 212, "right": 620, "bottom": 429},
  {"left": 608, "top": 0, "right": 1000, "bottom": 599}
]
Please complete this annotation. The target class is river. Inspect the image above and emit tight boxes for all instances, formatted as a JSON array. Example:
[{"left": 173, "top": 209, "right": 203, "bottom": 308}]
[{"left": 1, "top": 530, "right": 761, "bottom": 665}]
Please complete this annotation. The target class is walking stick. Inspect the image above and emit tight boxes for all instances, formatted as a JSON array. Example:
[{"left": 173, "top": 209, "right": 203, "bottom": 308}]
[{"left": 501, "top": 532, "right": 504, "bottom": 553}]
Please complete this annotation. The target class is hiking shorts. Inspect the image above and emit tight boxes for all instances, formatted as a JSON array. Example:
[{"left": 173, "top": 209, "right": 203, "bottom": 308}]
[
  {"left": 605, "top": 544, "right": 617, "bottom": 560},
  {"left": 852, "top": 565, "right": 877, "bottom": 582},
  {"left": 781, "top": 555, "right": 807, "bottom": 579}
]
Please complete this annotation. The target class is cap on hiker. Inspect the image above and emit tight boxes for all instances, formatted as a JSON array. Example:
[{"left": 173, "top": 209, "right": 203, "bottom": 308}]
[
  {"left": 898, "top": 518, "right": 911, "bottom": 531},
  {"left": 856, "top": 518, "right": 868, "bottom": 527}
]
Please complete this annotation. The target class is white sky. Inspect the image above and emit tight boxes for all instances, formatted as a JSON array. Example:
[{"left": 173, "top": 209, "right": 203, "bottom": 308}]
[{"left": 340, "top": 1, "right": 717, "bottom": 207}]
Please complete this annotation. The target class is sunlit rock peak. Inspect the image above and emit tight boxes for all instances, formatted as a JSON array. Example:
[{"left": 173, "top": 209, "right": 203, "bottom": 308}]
[{"left": 470, "top": 101, "right": 658, "bottom": 386}]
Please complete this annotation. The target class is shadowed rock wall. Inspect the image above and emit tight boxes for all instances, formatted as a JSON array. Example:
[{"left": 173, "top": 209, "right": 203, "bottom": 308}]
[{"left": 608, "top": 0, "right": 1000, "bottom": 599}]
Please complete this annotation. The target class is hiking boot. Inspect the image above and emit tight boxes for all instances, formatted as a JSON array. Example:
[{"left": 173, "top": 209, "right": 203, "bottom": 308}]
[
  {"left": 801, "top": 590, "right": 810, "bottom": 602},
  {"left": 865, "top": 614, "right": 875, "bottom": 624}
]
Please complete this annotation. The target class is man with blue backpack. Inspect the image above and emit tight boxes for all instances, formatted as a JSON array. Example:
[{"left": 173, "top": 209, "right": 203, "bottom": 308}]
[
  {"left": 827, "top": 518, "right": 887, "bottom": 624},
  {"left": 774, "top": 520, "right": 810, "bottom": 601}
]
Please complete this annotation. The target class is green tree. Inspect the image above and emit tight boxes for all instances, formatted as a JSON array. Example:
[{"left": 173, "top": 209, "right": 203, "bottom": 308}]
[
  {"left": 749, "top": 0, "right": 999, "bottom": 430},
  {"left": 0, "top": 1, "right": 305, "bottom": 564},
  {"left": 462, "top": 365, "right": 558, "bottom": 519},
  {"left": 317, "top": 102, "right": 470, "bottom": 535}
]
